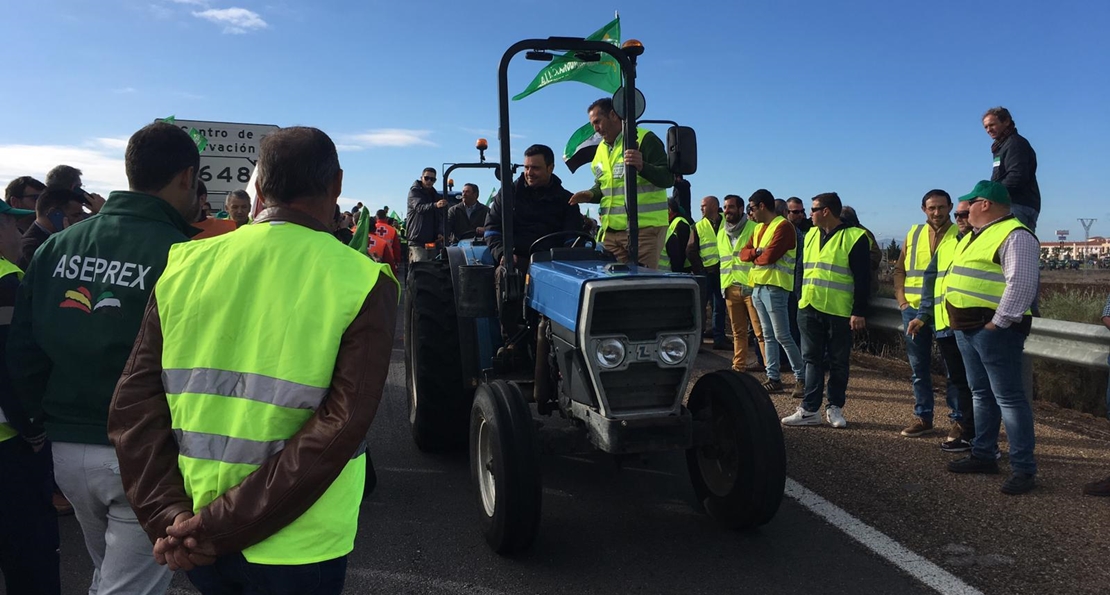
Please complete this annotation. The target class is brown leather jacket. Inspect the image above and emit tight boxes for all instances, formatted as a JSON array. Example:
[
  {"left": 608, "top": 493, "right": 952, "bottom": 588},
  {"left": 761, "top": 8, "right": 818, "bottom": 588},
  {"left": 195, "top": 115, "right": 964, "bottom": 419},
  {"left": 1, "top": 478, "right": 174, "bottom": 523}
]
[{"left": 108, "top": 207, "right": 397, "bottom": 555}]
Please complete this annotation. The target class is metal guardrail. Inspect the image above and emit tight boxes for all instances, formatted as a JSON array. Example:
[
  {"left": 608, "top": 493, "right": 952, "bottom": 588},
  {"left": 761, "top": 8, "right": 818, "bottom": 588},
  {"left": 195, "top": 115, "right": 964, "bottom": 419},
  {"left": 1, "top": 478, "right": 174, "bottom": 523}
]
[{"left": 868, "top": 298, "right": 1110, "bottom": 371}]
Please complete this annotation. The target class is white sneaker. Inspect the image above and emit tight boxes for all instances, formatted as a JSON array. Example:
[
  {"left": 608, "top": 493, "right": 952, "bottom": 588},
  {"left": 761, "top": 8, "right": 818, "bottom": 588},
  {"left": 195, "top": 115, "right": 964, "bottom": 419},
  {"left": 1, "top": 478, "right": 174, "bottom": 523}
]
[
  {"left": 781, "top": 407, "right": 821, "bottom": 426},
  {"left": 826, "top": 405, "right": 847, "bottom": 428}
]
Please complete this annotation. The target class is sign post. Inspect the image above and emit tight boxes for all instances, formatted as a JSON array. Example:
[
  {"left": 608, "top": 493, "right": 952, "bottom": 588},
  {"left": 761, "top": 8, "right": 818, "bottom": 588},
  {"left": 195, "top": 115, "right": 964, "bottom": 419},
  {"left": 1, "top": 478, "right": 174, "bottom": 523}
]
[{"left": 157, "top": 118, "right": 280, "bottom": 209}]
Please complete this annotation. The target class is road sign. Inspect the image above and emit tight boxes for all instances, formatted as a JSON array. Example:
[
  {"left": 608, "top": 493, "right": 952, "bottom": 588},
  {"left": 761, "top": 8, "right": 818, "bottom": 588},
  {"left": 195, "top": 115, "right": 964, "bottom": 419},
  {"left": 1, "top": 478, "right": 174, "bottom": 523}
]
[
  {"left": 1055, "top": 229, "right": 1070, "bottom": 236},
  {"left": 159, "top": 118, "right": 280, "bottom": 194}
]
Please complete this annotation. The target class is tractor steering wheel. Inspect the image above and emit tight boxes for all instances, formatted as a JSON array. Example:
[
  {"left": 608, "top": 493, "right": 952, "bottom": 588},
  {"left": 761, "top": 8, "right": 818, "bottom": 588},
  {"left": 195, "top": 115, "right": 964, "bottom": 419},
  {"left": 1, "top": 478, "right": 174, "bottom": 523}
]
[{"left": 528, "top": 231, "right": 597, "bottom": 254}]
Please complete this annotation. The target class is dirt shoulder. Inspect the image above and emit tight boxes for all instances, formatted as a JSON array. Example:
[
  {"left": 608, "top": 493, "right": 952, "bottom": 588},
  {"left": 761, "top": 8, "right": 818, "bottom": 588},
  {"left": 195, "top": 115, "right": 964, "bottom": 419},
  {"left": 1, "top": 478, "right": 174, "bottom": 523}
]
[{"left": 694, "top": 346, "right": 1110, "bottom": 595}]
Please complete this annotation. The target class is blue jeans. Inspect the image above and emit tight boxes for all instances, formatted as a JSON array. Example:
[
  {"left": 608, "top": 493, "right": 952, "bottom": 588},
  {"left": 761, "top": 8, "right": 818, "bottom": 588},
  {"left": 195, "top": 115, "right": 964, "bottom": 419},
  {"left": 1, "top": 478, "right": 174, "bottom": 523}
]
[
  {"left": 753, "top": 285, "right": 804, "bottom": 382},
  {"left": 901, "top": 306, "right": 960, "bottom": 422},
  {"left": 188, "top": 553, "right": 348, "bottom": 595},
  {"left": 1105, "top": 353, "right": 1110, "bottom": 421},
  {"left": 956, "top": 326, "right": 1036, "bottom": 475},
  {"left": 798, "top": 306, "right": 852, "bottom": 412}
]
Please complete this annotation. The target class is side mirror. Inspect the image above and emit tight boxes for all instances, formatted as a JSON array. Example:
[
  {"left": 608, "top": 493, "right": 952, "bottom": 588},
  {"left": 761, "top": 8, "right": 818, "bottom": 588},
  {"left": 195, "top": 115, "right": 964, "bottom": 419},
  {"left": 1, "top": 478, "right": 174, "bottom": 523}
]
[{"left": 667, "top": 126, "right": 697, "bottom": 175}]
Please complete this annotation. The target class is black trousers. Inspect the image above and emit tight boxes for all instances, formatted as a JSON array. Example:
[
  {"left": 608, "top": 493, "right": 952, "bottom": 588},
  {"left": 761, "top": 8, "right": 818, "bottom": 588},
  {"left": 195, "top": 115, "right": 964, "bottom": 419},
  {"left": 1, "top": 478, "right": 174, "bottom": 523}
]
[{"left": 937, "top": 334, "right": 975, "bottom": 439}]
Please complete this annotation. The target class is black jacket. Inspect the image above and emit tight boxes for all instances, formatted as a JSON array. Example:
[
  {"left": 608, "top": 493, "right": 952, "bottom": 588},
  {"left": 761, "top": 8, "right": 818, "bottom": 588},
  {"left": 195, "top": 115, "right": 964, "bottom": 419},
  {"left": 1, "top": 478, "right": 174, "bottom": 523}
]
[
  {"left": 991, "top": 132, "right": 1040, "bottom": 212},
  {"left": 405, "top": 180, "right": 443, "bottom": 244},
  {"left": 447, "top": 201, "right": 490, "bottom": 244},
  {"left": 19, "top": 222, "right": 51, "bottom": 270},
  {"left": 484, "top": 174, "right": 582, "bottom": 262}
]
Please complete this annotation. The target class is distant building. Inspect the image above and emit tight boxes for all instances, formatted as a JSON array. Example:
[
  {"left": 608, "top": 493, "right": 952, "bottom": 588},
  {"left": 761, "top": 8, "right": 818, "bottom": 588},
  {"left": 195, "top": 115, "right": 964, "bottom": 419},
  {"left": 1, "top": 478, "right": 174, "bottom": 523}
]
[{"left": 1041, "top": 237, "right": 1110, "bottom": 261}]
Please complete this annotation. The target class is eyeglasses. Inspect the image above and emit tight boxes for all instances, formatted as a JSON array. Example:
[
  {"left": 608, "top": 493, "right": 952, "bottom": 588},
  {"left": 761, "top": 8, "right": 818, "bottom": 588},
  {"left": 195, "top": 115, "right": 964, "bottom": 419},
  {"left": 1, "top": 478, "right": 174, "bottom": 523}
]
[
  {"left": 954, "top": 212, "right": 970, "bottom": 219},
  {"left": 810, "top": 206, "right": 828, "bottom": 214},
  {"left": 966, "top": 198, "right": 984, "bottom": 206},
  {"left": 422, "top": 176, "right": 436, "bottom": 182},
  {"left": 788, "top": 209, "right": 805, "bottom": 215}
]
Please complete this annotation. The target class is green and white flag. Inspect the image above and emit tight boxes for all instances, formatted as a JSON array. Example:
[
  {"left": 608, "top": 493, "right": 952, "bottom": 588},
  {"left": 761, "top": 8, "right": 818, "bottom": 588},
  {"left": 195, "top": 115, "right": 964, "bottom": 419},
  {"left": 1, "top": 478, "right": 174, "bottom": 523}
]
[
  {"left": 563, "top": 122, "right": 603, "bottom": 173},
  {"left": 512, "top": 17, "right": 621, "bottom": 101},
  {"left": 349, "top": 207, "right": 371, "bottom": 254}
]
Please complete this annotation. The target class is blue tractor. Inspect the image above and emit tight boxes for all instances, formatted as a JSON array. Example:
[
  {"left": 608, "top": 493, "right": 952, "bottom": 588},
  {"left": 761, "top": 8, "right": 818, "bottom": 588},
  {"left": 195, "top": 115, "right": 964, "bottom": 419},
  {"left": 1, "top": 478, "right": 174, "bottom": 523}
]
[{"left": 404, "top": 36, "right": 786, "bottom": 554}]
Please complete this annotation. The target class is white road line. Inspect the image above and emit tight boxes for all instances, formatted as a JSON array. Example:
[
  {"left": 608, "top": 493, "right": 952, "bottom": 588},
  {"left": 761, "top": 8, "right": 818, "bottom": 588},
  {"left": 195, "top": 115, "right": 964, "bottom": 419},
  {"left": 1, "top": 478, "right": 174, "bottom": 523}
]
[
  {"left": 349, "top": 568, "right": 507, "bottom": 595},
  {"left": 785, "top": 478, "right": 984, "bottom": 595}
]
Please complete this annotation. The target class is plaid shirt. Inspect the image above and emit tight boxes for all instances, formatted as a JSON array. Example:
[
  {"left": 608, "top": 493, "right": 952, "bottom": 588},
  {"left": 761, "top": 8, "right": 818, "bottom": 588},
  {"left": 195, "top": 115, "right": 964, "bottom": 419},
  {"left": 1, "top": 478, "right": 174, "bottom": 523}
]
[
  {"left": 986, "top": 216, "right": 1040, "bottom": 328},
  {"left": 1102, "top": 293, "right": 1110, "bottom": 319}
]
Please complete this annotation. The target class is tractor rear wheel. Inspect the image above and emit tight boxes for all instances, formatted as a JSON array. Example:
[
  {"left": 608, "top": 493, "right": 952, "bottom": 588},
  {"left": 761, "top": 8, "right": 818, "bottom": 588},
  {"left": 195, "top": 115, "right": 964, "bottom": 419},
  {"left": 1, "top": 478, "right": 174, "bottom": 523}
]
[{"left": 405, "top": 259, "right": 470, "bottom": 452}]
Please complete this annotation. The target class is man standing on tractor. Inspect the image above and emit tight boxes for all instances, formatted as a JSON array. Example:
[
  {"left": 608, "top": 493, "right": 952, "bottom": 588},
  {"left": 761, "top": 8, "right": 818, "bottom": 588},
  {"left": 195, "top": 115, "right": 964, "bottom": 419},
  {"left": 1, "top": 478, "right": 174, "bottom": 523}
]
[
  {"left": 406, "top": 167, "right": 447, "bottom": 256},
  {"left": 484, "top": 144, "right": 582, "bottom": 269},
  {"left": 569, "top": 98, "right": 674, "bottom": 269}
]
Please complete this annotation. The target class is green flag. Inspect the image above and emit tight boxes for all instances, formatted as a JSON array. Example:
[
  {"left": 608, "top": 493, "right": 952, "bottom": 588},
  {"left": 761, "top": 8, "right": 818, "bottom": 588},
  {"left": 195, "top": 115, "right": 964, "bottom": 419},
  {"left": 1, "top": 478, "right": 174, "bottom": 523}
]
[
  {"left": 563, "top": 122, "right": 603, "bottom": 173},
  {"left": 512, "top": 17, "right": 621, "bottom": 101},
  {"left": 349, "top": 207, "right": 370, "bottom": 253},
  {"left": 486, "top": 187, "right": 499, "bottom": 206}
]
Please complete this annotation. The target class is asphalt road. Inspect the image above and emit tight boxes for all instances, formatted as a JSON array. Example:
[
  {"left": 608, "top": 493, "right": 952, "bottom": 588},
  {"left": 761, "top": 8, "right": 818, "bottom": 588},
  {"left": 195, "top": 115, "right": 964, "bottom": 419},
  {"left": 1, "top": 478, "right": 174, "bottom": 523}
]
[{"left": 26, "top": 313, "right": 949, "bottom": 595}]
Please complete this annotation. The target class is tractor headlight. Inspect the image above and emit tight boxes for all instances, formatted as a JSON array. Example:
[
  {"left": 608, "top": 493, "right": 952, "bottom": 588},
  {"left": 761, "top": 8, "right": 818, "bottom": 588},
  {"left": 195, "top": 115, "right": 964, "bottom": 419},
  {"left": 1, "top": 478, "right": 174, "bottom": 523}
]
[
  {"left": 658, "top": 335, "right": 688, "bottom": 365},
  {"left": 595, "top": 338, "right": 626, "bottom": 369}
]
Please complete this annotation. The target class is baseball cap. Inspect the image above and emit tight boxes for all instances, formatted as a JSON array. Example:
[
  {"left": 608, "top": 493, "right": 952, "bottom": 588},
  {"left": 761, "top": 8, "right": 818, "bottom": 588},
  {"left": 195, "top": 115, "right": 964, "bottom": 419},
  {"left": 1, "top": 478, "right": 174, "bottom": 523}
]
[
  {"left": 958, "top": 180, "right": 1010, "bottom": 205},
  {"left": 0, "top": 201, "right": 35, "bottom": 217}
]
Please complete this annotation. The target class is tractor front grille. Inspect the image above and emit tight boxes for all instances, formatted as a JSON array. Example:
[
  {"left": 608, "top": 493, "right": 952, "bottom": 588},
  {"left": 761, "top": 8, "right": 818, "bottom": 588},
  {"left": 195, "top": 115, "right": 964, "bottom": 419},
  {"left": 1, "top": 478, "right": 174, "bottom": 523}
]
[
  {"left": 590, "top": 287, "right": 696, "bottom": 341},
  {"left": 600, "top": 363, "right": 685, "bottom": 412}
]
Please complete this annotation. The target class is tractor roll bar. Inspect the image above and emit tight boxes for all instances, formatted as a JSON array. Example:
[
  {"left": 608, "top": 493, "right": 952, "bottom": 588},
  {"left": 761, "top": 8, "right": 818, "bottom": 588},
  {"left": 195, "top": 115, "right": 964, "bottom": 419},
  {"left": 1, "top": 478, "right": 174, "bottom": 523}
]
[{"left": 497, "top": 38, "right": 640, "bottom": 277}]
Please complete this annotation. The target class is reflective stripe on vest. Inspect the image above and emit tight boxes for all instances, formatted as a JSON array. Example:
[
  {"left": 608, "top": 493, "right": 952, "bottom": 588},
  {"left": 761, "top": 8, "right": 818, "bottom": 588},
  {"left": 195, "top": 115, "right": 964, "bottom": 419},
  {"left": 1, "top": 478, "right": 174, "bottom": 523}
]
[
  {"left": 799, "top": 226, "right": 867, "bottom": 317},
  {"left": 944, "top": 216, "right": 1032, "bottom": 313},
  {"left": 157, "top": 222, "right": 396, "bottom": 565},
  {"left": 695, "top": 217, "right": 720, "bottom": 267},
  {"left": 748, "top": 216, "right": 796, "bottom": 292},
  {"left": 593, "top": 128, "right": 669, "bottom": 231},
  {"left": 932, "top": 231, "right": 959, "bottom": 332},
  {"left": 0, "top": 258, "right": 22, "bottom": 443},
  {"left": 658, "top": 216, "right": 692, "bottom": 271},
  {"left": 717, "top": 220, "right": 757, "bottom": 292}
]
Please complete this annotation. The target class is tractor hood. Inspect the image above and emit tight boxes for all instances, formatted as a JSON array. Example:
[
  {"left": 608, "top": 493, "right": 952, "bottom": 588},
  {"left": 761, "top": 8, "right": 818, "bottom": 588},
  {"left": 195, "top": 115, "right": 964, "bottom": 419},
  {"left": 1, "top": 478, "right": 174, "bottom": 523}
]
[{"left": 526, "top": 258, "right": 695, "bottom": 333}]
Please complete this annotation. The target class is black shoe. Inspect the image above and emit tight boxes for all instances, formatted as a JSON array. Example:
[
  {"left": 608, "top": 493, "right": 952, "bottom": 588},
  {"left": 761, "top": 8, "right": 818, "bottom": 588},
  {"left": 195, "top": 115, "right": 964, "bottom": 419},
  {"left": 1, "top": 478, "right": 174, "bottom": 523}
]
[
  {"left": 947, "top": 455, "right": 999, "bottom": 474},
  {"left": 712, "top": 341, "right": 731, "bottom": 351},
  {"left": 940, "top": 438, "right": 972, "bottom": 453},
  {"left": 1000, "top": 472, "right": 1036, "bottom": 495}
]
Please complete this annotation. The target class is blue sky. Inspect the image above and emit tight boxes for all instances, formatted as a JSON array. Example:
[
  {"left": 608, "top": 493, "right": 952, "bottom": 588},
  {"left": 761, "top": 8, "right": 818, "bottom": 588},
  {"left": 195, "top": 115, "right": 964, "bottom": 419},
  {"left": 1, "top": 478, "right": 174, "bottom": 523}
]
[{"left": 2, "top": 0, "right": 1108, "bottom": 245}]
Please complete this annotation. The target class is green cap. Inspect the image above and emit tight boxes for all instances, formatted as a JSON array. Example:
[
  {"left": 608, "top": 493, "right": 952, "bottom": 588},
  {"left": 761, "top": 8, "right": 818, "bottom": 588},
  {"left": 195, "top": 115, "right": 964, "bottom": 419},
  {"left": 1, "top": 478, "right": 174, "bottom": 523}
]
[
  {"left": 958, "top": 180, "right": 1010, "bottom": 205},
  {"left": 0, "top": 201, "right": 35, "bottom": 218}
]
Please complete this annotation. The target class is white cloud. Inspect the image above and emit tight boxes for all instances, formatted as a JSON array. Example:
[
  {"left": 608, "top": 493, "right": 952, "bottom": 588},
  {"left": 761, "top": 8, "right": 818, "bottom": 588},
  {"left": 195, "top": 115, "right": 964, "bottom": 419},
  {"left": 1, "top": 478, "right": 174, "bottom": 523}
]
[
  {"left": 341, "top": 129, "right": 437, "bottom": 149},
  {"left": 0, "top": 143, "right": 127, "bottom": 196},
  {"left": 171, "top": 0, "right": 209, "bottom": 5},
  {"left": 89, "top": 137, "right": 130, "bottom": 151},
  {"left": 192, "top": 7, "right": 267, "bottom": 34}
]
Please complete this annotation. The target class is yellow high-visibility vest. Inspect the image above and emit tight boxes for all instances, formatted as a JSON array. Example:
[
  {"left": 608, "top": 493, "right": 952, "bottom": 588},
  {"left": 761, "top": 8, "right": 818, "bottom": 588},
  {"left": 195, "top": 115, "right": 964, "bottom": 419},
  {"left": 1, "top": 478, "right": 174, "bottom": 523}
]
[
  {"left": 694, "top": 217, "right": 720, "bottom": 267},
  {"left": 748, "top": 216, "right": 796, "bottom": 292},
  {"left": 717, "top": 220, "right": 757, "bottom": 292},
  {"left": 932, "top": 231, "right": 960, "bottom": 332},
  {"left": 658, "top": 216, "right": 691, "bottom": 271},
  {"left": 945, "top": 216, "right": 1032, "bottom": 315},
  {"left": 592, "top": 128, "right": 669, "bottom": 232},
  {"left": 156, "top": 222, "right": 396, "bottom": 565},
  {"left": 799, "top": 226, "right": 867, "bottom": 317},
  {"left": 903, "top": 224, "right": 956, "bottom": 309}
]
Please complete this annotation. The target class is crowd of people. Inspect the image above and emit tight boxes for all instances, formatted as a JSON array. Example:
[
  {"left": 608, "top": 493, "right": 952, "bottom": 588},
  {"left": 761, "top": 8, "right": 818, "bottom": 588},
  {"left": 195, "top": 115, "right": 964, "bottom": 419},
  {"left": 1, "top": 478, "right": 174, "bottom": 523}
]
[
  {"left": 1, "top": 123, "right": 396, "bottom": 594},
  {"left": 0, "top": 99, "right": 1102, "bottom": 595}
]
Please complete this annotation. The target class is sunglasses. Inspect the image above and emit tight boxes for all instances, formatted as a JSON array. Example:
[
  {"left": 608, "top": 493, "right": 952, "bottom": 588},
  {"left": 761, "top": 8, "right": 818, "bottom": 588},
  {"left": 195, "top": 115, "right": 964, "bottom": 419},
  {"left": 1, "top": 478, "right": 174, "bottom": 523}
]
[
  {"left": 954, "top": 212, "right": 970, "bottom": 219},
  {"left": 810, "top": 206, "right": 828, "bottom": 214},
  {"left": 423, "top": 176, "right": 436, "bottom": 182},
  {"left": 788, "top": 209, "right": 805, "bottom": 215},
  {"left": 966, "top": 198, "right": 984, "bottom": 206}
]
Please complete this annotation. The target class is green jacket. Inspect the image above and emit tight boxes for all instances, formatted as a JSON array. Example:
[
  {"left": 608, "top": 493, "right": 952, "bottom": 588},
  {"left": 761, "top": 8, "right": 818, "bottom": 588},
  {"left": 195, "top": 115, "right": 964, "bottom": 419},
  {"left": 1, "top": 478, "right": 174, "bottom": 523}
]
[{"left": 7, "top": 191, "right": 198, "bottom": 445}]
